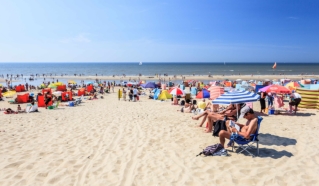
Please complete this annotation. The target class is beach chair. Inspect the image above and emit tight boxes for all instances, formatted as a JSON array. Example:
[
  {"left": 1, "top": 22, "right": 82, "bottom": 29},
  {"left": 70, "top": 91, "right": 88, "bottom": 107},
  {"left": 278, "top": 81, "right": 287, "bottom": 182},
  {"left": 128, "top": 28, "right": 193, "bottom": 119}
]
[{"left": 232, "top": 116, "right": 263, "bottom": 157}]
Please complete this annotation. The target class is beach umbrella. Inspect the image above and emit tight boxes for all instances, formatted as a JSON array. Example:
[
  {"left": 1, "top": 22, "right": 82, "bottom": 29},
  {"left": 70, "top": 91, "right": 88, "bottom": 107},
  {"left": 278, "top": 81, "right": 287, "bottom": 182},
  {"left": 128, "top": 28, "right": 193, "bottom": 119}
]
[
  {"left": 285, "top": 82, "right": 300, "bottom": 91},
  {"left": 196, "top": 89, "right": 210, "bottom": 98},
  {"left": 68, "top": 80, "right": 76, "bottom": 84},
  {"left": 208, "top": 86, "right": 225, "bottom": 100},
  {"left": 141, "top": 82, "right": 157, "bottom": 88},
  {"left": 259, "top": 84, "right": 291, "bottom": 94},
  {"left": 169, "top": 87, "right": 185, "bottom": 96},
  {"left": 212, "top": 90, "right": 260, "bottom": 105}
]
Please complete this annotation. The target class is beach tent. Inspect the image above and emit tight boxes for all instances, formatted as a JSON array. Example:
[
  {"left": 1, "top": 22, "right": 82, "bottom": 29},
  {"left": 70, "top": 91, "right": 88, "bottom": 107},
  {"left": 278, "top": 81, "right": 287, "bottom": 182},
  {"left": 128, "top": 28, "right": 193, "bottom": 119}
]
[
  {"left": 78, "top": 88, "right": 86, "bottom": 96},
  {"left": 57, "top": 85, "right": 67, "bottom": 91},
  {"left": 48, "top": 83, "right": 57, "bottom": 89},
  {"left": 38, "top": 95, "right": 53, "bottom": 107},
  {"left": 153, "top": 89, "right": 161, "bottom": 100},
  {"left": 42, "top": 88, "right": 52, "bottom": 95},
  {"left": 17, "top": 93, "right": 29, "bottom": 103},
  {"left": 141, "top": 82, "right": 157, "bottom": 88},
  {"left": 54, "top": 82, "right": 63, "bottom": 86},
  {"left": 3, "top": 91, "right": 16, "bottom": 97},
  {"left": 15, "top": 85, "right": 25, "bottom": 92},
  {"left": 61, "top": 91, "right": 73, "bottom": 102},
  {"left": 86, "top": 85, "right": 93, "bottom": 92},
  {"left": 158, "top": 90, "right": 173, "bottom": 100},
  {"left": 208, "top": 86, "right": 224, "bottom": 100},
  {"left": 196, "top": 89, "right": 210, "bottom": 99}
]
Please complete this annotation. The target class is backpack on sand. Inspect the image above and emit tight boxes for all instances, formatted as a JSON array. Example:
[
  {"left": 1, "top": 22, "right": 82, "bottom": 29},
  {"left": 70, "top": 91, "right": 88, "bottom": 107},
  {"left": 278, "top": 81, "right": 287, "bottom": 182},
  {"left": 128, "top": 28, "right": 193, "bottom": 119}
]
[{"left": 196, "top": 143, "right": 223, "bottom": 156}]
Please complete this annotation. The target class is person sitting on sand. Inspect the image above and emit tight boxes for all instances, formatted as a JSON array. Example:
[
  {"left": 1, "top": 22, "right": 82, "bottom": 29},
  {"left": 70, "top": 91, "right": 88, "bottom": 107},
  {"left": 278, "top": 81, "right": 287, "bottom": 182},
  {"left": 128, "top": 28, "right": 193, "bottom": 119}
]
[
  {"left": 171, "top": 95, "right": 178, "bottom": 105},
  {"left": 218, "top": 107, "right": 257, "bottom": 148},
  {"left": 17, "top": 105, "right": 23, "bottom": 112},
  {"left": 178, "top": 102, "right": 196, "bottom": 113}
]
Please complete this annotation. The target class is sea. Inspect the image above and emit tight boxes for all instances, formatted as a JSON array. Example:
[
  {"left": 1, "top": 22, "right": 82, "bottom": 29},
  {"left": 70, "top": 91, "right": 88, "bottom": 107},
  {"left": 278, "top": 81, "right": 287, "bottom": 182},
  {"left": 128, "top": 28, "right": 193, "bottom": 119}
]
[{"left": 0, "top": 62, "right": 318, "bottom": 85}]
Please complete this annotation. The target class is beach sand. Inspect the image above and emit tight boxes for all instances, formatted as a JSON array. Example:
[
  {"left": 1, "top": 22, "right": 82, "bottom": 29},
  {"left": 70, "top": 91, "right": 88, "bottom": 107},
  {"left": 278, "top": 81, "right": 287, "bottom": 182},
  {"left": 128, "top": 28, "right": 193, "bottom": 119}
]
[{"left": 0, "top": 90, "right": 319, "bottom": 185}]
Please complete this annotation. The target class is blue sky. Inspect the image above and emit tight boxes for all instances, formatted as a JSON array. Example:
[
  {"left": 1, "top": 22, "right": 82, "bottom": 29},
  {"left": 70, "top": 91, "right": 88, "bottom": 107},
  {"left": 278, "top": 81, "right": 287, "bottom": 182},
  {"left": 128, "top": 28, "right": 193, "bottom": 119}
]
[{"left": 0, "top": 0, "right": 318, "bottom": 62}]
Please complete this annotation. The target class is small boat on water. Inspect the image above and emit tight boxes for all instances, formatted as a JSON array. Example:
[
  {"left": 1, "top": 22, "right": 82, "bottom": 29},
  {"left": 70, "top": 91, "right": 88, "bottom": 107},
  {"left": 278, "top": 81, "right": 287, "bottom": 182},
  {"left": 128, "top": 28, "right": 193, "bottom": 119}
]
[
  {"left": 272, "top": 62, "right": 277, "bottom": 69},
  {"left": 139, "top": 61, "right": 142, "bottom": 65}
]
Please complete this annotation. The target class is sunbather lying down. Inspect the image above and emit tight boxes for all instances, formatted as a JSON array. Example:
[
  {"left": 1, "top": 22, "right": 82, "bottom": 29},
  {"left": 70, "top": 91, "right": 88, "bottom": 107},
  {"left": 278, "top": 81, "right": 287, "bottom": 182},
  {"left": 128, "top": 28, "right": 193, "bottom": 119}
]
[{"left": 2, "top": 108, "right": 18, "bottom": 114}]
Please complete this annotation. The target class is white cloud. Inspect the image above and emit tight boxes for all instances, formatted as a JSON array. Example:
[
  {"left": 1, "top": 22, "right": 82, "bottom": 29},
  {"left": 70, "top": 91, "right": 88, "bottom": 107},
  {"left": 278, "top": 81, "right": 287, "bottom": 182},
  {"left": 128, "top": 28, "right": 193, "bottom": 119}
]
[{"left": 60, "top": 33, "right": 91, "bottom": 43}]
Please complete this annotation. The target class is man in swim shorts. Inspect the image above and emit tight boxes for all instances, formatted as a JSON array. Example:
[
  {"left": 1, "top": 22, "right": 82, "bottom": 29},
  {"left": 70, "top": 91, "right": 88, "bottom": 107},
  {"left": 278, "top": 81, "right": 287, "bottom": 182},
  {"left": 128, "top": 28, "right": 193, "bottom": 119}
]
[{"left": 218, "top": 106, "right": 258, "bottom": 148}]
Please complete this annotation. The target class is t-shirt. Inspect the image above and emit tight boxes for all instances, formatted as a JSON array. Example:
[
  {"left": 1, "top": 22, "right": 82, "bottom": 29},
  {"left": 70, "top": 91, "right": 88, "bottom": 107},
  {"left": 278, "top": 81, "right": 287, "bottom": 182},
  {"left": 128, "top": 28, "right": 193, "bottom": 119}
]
[
  {"left": 292, "top": 93, "right": 302, "bottom": 99},
  {"left": 133, "top": 89, "right": 138, "bottom": 95}
]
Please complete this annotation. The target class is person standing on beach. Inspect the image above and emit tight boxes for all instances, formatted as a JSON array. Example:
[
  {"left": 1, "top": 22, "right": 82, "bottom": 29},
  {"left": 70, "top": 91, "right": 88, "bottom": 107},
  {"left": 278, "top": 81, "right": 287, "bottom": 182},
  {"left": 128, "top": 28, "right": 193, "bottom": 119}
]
[
  {"left": 122, "top": 88, "right": 126, "bottom": 101},
  {"left": 259, "top": 91, "right": 266, "bottom": 113}
]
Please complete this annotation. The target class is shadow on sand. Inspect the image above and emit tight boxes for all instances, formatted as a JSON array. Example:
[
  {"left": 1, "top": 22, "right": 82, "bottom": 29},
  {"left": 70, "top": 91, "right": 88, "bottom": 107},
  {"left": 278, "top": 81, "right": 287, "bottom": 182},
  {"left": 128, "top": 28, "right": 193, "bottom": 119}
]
[{"left": 258, "top": 133, "right": 297, "bottom": 146}]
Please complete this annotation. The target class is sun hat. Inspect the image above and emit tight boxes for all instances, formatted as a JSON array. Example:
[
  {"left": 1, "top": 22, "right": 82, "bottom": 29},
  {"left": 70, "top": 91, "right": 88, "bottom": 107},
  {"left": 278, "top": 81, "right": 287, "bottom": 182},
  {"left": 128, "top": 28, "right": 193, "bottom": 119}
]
[{"left": 239, "top": 105, "right": 252, "bottom": 118}]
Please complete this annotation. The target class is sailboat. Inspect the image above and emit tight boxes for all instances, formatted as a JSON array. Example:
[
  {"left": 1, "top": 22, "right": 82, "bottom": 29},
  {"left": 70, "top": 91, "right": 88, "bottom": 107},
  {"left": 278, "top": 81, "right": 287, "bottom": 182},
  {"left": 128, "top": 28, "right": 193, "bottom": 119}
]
[
  {"left": 139, "top": 61, "right": 142, "bottom": 65},
  {"left": 272, "top": 62, "right": 277, "bottom": 69}
]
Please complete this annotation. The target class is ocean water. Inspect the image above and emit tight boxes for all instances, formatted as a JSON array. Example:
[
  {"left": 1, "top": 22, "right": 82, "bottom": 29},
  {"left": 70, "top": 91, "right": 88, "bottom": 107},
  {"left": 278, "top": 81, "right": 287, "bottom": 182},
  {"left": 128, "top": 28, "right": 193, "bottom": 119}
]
[{"left": 1, "top": 62, "right": 318, "bottom": 77}]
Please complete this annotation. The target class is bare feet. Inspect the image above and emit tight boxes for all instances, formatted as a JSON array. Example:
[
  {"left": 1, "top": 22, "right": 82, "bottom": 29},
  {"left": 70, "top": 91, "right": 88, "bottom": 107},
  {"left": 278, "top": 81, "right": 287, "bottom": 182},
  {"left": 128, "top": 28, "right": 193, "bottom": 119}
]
[
  {"left": 192, "top": 116, "right": 199, "bottom": 120},
  {"left": 203, "top": 129, "right": 212, "bottom": 133},
  {"left": 197, "top": 124, "right": 203, "bottom": 127}
]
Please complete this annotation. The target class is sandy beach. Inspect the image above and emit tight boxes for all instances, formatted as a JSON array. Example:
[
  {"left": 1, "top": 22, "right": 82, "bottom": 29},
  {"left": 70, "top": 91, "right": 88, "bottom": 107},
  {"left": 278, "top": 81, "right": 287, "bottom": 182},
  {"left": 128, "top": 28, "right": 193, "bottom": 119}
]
[{"left": 0, "top": 88, "right": 319, "bottom": 186}]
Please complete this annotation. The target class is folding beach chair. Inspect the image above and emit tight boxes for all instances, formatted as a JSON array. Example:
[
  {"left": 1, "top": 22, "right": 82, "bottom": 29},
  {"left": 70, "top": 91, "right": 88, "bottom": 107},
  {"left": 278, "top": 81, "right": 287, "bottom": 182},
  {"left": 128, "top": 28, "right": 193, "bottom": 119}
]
[{"left": 232, "top": 116, "right": 263, "bottom": 157}]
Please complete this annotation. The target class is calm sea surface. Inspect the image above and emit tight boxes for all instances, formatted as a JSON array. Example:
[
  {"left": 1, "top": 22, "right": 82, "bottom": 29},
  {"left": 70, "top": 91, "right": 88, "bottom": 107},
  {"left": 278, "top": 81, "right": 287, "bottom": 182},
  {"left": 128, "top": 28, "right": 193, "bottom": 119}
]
[{"left": 1, "top": 62, "right": 318, "bottom": 76}]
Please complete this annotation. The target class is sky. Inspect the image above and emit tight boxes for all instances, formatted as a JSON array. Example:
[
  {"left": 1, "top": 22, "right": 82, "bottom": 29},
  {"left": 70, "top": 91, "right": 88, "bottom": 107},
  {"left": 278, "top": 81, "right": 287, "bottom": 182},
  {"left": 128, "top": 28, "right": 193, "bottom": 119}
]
[{"left": 0, "top": 0, "right": 318, "bottom": 63}]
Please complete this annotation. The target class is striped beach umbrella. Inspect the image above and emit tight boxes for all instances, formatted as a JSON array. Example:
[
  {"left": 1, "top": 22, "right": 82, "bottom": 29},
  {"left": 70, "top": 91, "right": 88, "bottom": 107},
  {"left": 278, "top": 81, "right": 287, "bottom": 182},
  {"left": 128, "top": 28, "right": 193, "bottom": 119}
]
[
  {"left": 212, "top": 90, "right": 260, "bottom": 104},
  {"left": 169, "top": 87, "right": 185, "bottom": 96}
]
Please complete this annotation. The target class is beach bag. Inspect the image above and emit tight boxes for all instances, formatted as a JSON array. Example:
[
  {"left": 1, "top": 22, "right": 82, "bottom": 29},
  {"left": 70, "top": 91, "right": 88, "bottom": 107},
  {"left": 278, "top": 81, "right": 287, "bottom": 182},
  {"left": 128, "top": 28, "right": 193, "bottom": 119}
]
[
  {"left": 196, "top": 143, "right": 223, "bottom": 156},
  {"left": 212, "top": 120, "right": 227, "bottom": 137}
]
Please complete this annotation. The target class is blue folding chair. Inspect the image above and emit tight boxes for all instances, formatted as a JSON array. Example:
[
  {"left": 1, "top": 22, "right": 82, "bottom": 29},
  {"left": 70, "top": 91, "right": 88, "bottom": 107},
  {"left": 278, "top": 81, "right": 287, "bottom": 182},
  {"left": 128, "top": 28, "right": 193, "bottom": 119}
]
[{"left": 232, "top": 116, "right": 263, "bottom": 157}]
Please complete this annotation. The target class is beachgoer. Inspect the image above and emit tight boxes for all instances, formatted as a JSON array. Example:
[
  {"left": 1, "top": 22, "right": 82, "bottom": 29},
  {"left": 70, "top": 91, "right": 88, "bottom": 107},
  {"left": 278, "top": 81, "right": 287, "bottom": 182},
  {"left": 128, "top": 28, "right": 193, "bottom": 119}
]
[
  {"left": 171, "top": 95, "right": 178, "bottom": 105},
  {"left": 122, "top": 88, "right": 126, "bottom": 101},
  {"left": 133, "top": 87, "right": 138, "bottom": 102},
  {"left": 289, "top": 91, "right": 302, "bottom": 114},
  {"left": 17, "top": 105, "right": 22, "bottom": 112},
  {"left": 192, "top": 104, "right": 240, "bottom": 130},
  {"left": 44, "top": 93, "right": 52, "bottom": 109},
  {"left": 259, "top": 91, "right": 266, "bottom": 113},
  {"left": 267, "top": 92, "right": 274, "bottom": 108},
  {"left": 5, "top": 108, "right": 16, "bottom": 114},
  {"left": 219, "top": 107, "right": 257, "bottom": 148},
  {"left": 178, "top": 102, "right": 195, "bottom": 113},
  {"left": 129, "top": 88, "right": 133, "bottom": 101}
]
